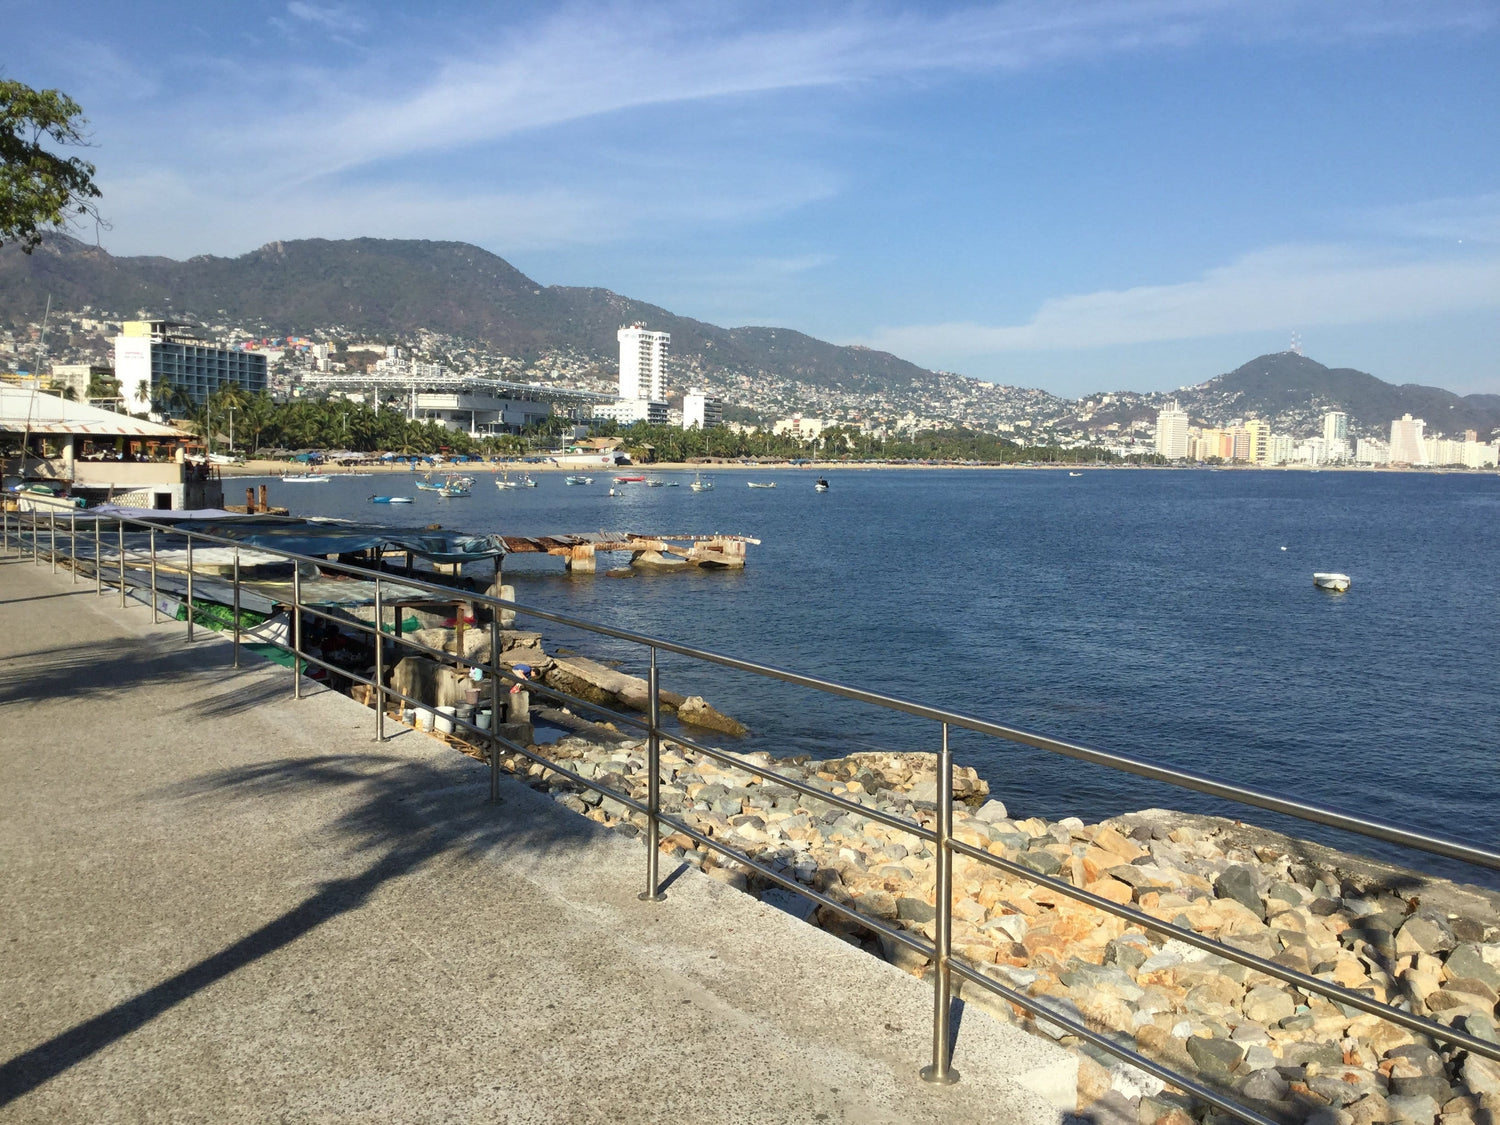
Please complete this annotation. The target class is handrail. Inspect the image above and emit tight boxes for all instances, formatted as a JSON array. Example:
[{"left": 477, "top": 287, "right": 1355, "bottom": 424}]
[{"left": 8, "top": 505, "right": 1500, "bottom": 1123}]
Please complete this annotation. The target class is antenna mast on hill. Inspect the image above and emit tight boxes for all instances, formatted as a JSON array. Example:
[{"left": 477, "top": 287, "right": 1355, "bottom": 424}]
[{"left": 1289, "top": 332, "right": 1303, "bottom": 356}]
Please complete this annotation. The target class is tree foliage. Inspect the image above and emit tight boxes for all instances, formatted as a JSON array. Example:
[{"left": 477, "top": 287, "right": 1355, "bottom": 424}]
[
  {"left": 166, "top": 389, "right": 1117, "bottom": 465},
  {"left": 0, "top": 79, "right": 102, "bottom": 253}
]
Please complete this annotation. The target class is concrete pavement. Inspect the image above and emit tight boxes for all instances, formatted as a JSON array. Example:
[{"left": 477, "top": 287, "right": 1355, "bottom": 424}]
[{"left": 0, "top": 547, "right": 1075, "bottom": 1124}]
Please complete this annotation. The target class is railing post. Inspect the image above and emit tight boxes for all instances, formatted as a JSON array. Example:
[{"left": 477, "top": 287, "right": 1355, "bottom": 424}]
[
  {"left": 49, "top": 511, "right": 57, "bottom": 573},
  {"left": 94, "top": 518, "right": 102, "bottom": 595},
  {"left": 149, "top": 527, "right": 159, "bottom": 623},
  {"left": 921, "top": 722, "right": 960, "bottom": 1085},
  {"left": 373, "top": 579, "right": 385, "bottom": 743},
  {"left": 488, "top": 616, "right": 502, "bottom": 802},
  {"left": 185, "top": 533, "right": 195, "bottom": 642},
  {"left": 639, "top": 646, "right": 666, "bottom": 902},
  {"left": 292, "top": 566, "right": 303, "bottom": 699},
  {"left": 232, "top": 547, "right": 241, "bottom": 668},
  {"left": 70, "top": 511, "right": 78, "bottom": 583},
  {"left": 117, "top": 520, "right": 126, "bottom": 608},
  {"left": 31, "top": 510, "right": 39, "bottom": 564}
]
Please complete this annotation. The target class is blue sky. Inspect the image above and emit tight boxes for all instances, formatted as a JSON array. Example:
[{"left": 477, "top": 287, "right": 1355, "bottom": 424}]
[{"left": 7, "top": 0, "right": 1499, "bottom": 397}]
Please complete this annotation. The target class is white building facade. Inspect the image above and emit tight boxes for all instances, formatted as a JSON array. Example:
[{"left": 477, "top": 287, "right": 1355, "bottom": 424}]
[
  {"left": 1154, "top": 401, "right": 1190, "bottom": 460},
  {"left": 595, "top": 398, "right": 668, "bottom": 426},
  {"left": 113, "top": 321, "right": 268, "bottom": 416},
  {"left": 1389, "top": 414, "right": 1427, "bottom": 466},
  {"left": 617, "top": 325, "right": 669, "bottom": 401},
  {"left": 682, "top": 387, "right": 722, "bottom": 430}
]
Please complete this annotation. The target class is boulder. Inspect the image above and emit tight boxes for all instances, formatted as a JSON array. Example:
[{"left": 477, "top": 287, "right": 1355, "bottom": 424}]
[{"left": 676, "top": 695, "right": 749, "bottom": 737}]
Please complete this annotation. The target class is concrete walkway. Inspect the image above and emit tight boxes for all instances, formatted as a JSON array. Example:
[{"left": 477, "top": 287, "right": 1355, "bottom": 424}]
[{"left": 0, "top": 549, "right": 1075, "bottom": 1124}]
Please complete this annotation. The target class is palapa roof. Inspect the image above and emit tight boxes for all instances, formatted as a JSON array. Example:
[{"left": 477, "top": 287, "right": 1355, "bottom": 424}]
[{"left": 0, "top": 387, "right": 183, "bottom": 439}]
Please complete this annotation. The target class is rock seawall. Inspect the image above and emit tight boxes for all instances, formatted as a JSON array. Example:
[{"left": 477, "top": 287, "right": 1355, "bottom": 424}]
[{"left": 445, "top": 726, "right": 1500, "bottom": 1125}]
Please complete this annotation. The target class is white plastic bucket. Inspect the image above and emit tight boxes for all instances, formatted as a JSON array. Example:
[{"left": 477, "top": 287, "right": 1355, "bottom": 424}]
[{"left": 434, "top": 706, "right": 456, "bottom": 735}]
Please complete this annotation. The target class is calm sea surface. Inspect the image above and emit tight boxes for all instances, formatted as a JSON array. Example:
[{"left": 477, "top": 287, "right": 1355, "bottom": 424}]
[{"left": 267, "top": 466, "right": 1500, "bottom": 884}]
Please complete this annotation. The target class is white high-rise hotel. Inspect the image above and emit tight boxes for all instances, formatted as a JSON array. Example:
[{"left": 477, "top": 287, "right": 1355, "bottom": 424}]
[
  {"left": 1154, "top": 401, "right": 1191, "bottom": 460},
  {"left": 617, "top": 324, "right": 668, "bottom": 401}
]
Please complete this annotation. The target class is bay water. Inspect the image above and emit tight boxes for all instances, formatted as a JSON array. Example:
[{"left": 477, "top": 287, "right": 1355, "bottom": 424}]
[{"left": 270, "top": 467, "right": 1500, "bottom": 884}]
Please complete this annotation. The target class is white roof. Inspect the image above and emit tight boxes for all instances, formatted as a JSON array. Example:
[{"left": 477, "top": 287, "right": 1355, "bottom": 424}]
[{"left": 0, "top": 386, "right": 183, "bottom": 438}]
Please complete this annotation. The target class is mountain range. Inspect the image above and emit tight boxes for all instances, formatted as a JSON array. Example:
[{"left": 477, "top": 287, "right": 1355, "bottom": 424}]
[{"left": 2, "top": 235, "right": 1497, "bottom": 438}]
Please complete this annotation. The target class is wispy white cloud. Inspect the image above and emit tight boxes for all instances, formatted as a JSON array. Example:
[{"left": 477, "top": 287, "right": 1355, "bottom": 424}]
[
  {"left": 214, "top": 0, "right": 1496, "bottom": 183},
  {"left": 285, "top": 2, "right": 365, "bottom": 36},
  {"left": 1356, "top": 192, "right": 1500, "bottom": 245},
  {"left": 862, "top": 242, "right": 1500, "bottom": 356},
  {"left": 96, "top": 160, "right": 836, "bottom": 259}
]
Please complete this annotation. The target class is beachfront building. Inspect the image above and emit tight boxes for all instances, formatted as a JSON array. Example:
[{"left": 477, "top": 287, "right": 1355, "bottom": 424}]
[
  {"left": 1242, "top": 418, "right": 1271, "bottom": 465},
  {"left": 594, "top": 397, "right": 668, "bottom": 426},
  {"left": 411, "top": 392, "right": 554, "bottom": 436},
  {"left": 1154, "top": 401, "right": 1190, "bottom": 460},
  {"left": 1389, "top": 414, "right": 1427, "bottom": 466},
  {"left": 1356, "top": 437, "right": 1390, "bottom": 465},
  {"left": 618, "top": 324, "right": 668, "bottom": 401},
  {"left": 113, "top": 321, "right": 268, "bottom": 417},
  {"left": 681, "top": 387, "right": 722, "bottom": 430},
  {"left": 772, "top": 415, "right": 828, "bottom": 441},
  {"left": 0, "top": 386, "right": 220, "bottom": 510},
  {"left": 611, "top": 324, "right": 669, "bottom": 426},
  {"left": 1322, "top": 411, "right": 1349, "bottom": 462},
  {"left": 1424, "top": 436, "right": 1499, "bottom": 468}
]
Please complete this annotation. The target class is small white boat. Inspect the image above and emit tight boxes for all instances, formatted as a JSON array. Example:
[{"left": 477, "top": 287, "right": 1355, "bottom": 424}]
[
  {"left": 282, "top": 472, "right": 331, "bottom": 483},
  {"left": 747, "top": 481, "right": 776, "bottom": 489},
  {"left": 565, "top": 475, "right": 593, "bottom": 485},
  {"left": 1068, "top": 471, "right": 1083, "bottom": 477},
  {"left": 814, "top": 478, "right": 829, "bottom": 492},
  {"left": 1313, "top": 572, "right": 1351, "bottom": 592},
  {"left": 689, "top": 472, "right": 713, "bottom": 492}
]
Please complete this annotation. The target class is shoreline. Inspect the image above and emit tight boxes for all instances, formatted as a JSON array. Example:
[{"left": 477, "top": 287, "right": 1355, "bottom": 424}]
[{"left": 215, "top": 458, "right": 1491, "bottom": 478}]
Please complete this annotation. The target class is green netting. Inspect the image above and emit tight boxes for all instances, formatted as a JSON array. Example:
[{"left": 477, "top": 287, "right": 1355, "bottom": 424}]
[{"left": 173, "top": 600, "right": 268, "bottom": 632}]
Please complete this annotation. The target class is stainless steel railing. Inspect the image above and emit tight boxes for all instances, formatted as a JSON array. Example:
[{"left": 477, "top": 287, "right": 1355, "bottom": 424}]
[{"left": 6, "top": 504, "right": 1500, "bottom": 1124}]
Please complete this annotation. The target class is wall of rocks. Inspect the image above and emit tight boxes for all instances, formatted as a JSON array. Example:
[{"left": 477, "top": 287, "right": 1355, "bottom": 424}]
[{"left": 449, "top": 725, "right": 1500, "bottom": 1125}]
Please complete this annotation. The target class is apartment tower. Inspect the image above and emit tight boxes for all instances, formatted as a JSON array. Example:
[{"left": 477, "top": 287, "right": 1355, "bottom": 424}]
[{"left": 617, "top": 324, "right": 669, "bottom": 402}]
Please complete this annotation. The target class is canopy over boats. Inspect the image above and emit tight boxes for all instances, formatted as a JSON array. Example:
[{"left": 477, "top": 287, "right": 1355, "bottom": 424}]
[{"left": 111, "top": 513, "right": 507, "bottom": 564}]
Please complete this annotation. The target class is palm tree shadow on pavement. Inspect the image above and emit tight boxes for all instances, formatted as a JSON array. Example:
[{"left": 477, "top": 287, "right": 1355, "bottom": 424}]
[{"left": 0, "top": 750, "right": 612, "bottom": 1108}]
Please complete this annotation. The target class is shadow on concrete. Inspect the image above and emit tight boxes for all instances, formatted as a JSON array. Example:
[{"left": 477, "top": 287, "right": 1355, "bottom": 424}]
[
  {"left": 0, "top": 635, "right": 197, "bottom": 709},
  {"left": 0, "top": 589, "right": 87, "bottom": 606},
  {"left": 0, "top": 751, "right": 610, "bottom": 1108}
]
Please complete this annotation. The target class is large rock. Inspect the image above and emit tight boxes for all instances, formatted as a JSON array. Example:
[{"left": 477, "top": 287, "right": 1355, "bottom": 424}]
[{"left": 676, "top": 695, "right": 749, "bottom": 737}]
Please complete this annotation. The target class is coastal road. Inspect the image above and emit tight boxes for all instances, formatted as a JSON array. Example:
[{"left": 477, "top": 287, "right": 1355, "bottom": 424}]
[{"left": 0, "top": 549, "right": 1073, "bottom": 1124}]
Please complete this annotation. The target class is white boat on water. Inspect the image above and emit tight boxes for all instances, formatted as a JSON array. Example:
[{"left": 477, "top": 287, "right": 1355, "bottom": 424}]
[
  {"left": 282, "top": 473, "right": 331, "bottom": 483},
  {"left": 565, "top": 475, "right": 593, "bottom": 485},
  {"left": 814, "top": 478, "right": 829, "bottom": 492},
  {"left": 689, "top": 471, "right": 713, "bottom": 492},
  {"left": 1313, "top": 572, "right": 1351, "bottom": 592},
  {"left": 747, "top": 481, "right": 776, "bottom": 489}
]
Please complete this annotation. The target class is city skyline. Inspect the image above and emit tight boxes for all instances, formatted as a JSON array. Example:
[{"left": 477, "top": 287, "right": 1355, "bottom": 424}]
[{"left": 9, "top": 1, "right": 1500, "bottom": 398}]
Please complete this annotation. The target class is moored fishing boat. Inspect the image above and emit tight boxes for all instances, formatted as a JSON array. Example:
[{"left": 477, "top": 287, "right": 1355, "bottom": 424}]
[
  {"left": 565, "top": 475, "right": 593, "bottom": 485},
  {"left": 1313, "top": 572, "right": 1351, "bottom": 592},
  {"left": 747, "top": 481, "right": 776, "bottom": 489}
]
